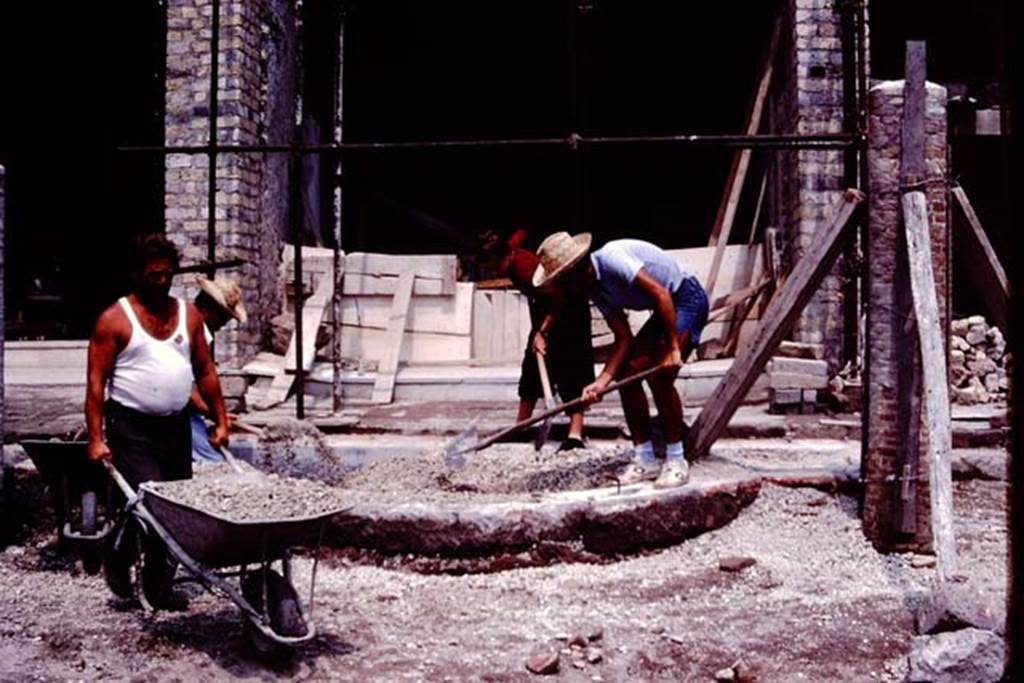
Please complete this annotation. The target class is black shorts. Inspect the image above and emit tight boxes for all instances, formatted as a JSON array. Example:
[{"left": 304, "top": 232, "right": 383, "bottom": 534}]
[
  {"left": 105, "top": 400, "right": 192, "bottom": 489},
  {"left": 519, "top": 302, "right": 595, "bottom": 413}
]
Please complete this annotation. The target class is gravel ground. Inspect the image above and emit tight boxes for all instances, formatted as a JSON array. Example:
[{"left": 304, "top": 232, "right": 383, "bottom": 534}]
[{"left": 0, "top": 456, "right": 1010, "bottom": 681}]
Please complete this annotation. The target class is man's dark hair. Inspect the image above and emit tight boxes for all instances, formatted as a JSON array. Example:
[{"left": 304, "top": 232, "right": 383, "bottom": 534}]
[{"left": 130, "top": 233, "right": 180, "bottom": 274}]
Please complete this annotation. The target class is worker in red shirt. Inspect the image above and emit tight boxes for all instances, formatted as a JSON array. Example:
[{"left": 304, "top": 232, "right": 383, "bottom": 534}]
[{"left": 478, "top": 229, "right": 594, "bottom": 451}]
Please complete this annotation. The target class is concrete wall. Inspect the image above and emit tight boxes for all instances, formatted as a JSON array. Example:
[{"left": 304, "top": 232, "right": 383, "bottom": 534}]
[{"left": 863, "top": 80, "right": 949, "bottom": 552}]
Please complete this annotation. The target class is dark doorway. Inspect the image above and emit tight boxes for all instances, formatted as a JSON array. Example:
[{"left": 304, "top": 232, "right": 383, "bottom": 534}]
[
  {"left": 0, "top": 1, "right": 166, "bottom": 339},
  {"left": 341, "top": 1, "right": 779, "bottom": 257}
]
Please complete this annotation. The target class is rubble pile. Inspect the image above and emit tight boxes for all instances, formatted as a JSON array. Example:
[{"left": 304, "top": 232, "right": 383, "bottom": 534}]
[{"left": 950, "top": 315, "right": 1009, "bottom": 405}]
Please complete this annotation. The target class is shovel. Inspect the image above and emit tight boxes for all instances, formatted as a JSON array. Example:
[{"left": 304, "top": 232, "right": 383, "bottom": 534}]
[
  {"left": 443, "top": 363, "right": 668, "bottom": 469},
  {"left": 533, "top": 352, "right": 557, "bottom": 451}
]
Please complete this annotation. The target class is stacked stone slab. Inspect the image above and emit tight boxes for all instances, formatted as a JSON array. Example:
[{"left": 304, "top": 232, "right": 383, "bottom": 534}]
[{"left": 949, "top": 315, "right": 1009, "bottom": 405}]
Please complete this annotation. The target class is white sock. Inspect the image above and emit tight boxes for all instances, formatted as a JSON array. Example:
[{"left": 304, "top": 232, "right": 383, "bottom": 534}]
[
  {"left": 633, "top": 441, "right": 656, "bottom": 465},
  {"left": 665, "top": 441, "right": 685, "bottom": 462}
]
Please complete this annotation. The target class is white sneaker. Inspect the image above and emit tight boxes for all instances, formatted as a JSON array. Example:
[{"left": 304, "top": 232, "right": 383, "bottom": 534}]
[
  {"left": 617, "top": 461, "right": 660, "bottom": 485},
  {"left": 653, "top": 459, "right": 690, "bottom": 489}
]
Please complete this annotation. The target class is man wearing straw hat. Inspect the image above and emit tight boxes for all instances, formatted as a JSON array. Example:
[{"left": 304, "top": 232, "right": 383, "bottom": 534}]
[
  {"left": 189, "top": 274, "right": 247, "bottom": 463},
  {"left": 533, "top": 232, "right": 709, "bottom": 488}
]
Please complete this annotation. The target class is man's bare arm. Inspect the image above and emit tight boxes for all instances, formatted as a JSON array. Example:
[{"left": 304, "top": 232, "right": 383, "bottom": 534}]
[
  {"left": 633, "top": 268, "right": 682, "bottom": 367},
  {"left": 85, "top": 307, "right": 124, "bottom": 461}
]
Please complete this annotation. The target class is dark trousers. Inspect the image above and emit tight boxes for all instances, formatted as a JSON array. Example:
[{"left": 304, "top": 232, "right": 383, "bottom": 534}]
[{"left": 105, "top": 400, "right": 191, "bottom": 581}]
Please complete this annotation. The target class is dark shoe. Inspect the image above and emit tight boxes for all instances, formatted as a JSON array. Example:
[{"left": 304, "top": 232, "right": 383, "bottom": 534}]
[
  {"left": 140, "top": 586, "right": 189, "bottom": 612},
  {"left": 557, "top": 437, "right": 586, "bottom": 452},
  {"left": 102, "top": 552, "right": 134, "bottom": 599}
]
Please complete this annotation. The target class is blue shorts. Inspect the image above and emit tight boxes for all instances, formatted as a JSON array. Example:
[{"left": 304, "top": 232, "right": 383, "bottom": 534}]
[
  {"left": 190, "top": 411, "right": 224, "bottom": 463},
  {"left": 672, "top": 276, "right": 709, "bottom": 347}
]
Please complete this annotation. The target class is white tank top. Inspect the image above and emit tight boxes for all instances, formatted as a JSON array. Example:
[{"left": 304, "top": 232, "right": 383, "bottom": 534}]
[{"left": 108, "top": 297, "right": 194, "bottom": 415}]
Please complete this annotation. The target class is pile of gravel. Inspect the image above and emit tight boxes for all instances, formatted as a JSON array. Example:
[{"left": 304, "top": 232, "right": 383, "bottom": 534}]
[
  {"left": 250, "top": 418, "right": 348, "bottom": 484},
  {"left": 340, "top": 443, "right": 633, "bottom": 504},
  {"left": 144, "top": 471, "right": 351, "bottom": 523}
]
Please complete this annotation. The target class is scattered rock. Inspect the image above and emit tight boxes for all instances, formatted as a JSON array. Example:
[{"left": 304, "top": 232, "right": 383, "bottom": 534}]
[
  {"left": 950, "top": 318, "right": 970, "bottom": 336},
  {"left": 718, "top": 556, "right": 757, "bottom": 572},
  {"left": 567, "top": 633, "right": 587, "bottom": 648},
  {"left": 914, "top": 585, "right": 1006, "bottom": 636},
  {"left": 526, "top": 651, "right": 560, "bottom": 675},
  {"left": 910, "top": 554, "right": 936, "bottom": 569},
  {"left": 907, "top": 628, "right": 1004, "bottom": 682},
  {"left": 587, "top": 627, "right": 604, "bottom": 642},
  {"left": 586, "top": 647, "right": 603, "bottom": 664},
  {"left": 950, "top": 335, "right": 970, "bottom": 352},
  {"left": 714, "top": 666, "right": 737, "bottom": 681}
]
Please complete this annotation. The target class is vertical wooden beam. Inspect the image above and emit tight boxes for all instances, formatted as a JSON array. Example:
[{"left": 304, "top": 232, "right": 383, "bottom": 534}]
[
  {"left": 900, "top": 41, "right": 956, "bottom": 581},
  {"left": 705, "top": 16, "right": 781, "bottom": 295},
  {"left": 687, "top": 190, "right": 864, "bottom": 457}
]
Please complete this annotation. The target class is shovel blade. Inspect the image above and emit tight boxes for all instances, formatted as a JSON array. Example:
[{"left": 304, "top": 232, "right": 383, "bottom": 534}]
[
  {"left": 443, "top": 423, "right": 478, "bottom": 470},
  {"left": 533, "top": 417, "right": 553, "bottom": 451}
]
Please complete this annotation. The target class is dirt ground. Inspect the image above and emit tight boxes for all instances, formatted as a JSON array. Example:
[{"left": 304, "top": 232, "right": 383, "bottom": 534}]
[{"left": 0, "top": 443, "right": 1009, "bottom": 682}]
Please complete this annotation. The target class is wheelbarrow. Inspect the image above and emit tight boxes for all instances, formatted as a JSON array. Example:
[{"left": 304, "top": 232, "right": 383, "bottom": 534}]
[
  {"left": 19, "top": 439, "right": 115, "bottom": 574},
  {"left": 104, "top": 458, "right": 347, "bottom": 656}
]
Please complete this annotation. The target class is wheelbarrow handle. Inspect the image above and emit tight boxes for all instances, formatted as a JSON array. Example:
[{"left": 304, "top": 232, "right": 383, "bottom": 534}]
[{"left": 102, "top": 459, "right": 137, "bottom": 501}]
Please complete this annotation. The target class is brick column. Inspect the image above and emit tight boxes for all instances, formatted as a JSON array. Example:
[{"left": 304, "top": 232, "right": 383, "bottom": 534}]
[
  {"left": 863, "top": 80, "right": 949, "bottom": 552},
  {"left": 783, "top": 0, "right": 849, "bottom": 371},
  {"left": 165, "top": 0, "right": 296, "bottom": 369}
]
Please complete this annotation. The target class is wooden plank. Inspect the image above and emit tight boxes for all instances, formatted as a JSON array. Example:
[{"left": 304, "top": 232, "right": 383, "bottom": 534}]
[
  {"left": 746, "top": 171, "right": 769, "bottom": 245},
  {"left": 893, "top": 41, "right": 927, "bottom": 537},
  {"left": 705, "top": 15, "right": 781, "bottom": 294},
  {"left": 345, "top": 253, "right": 456, "bottom": 295},
  {"left": 255, "top": 275, "right": 334, "bottom": 409},
  {"left": 339, "top": 282, "right": 474, "bottom": 335},
  {"left": 285, "top": 276, "right": 334, "bottom": 374},
  {"left": 903, "top": 190, "right": 957, "bottom": 582},
  {"left": 687, "top": 189, "right": 864, "bottom": 457},
  {"left": 371, "top": 272, "right": 416, "bottom": 403},
  {"left": 342, "top": 273, "right": 452, "bottom": 297},
  {"left": 339, "top": 326, "right": 471, "bottom": 364},
  {"left": 472, "top": 290, "right": 494, "bottom": 360},
  {"left": 951, "top": 185, "right": 1009, "bottom": 332}
]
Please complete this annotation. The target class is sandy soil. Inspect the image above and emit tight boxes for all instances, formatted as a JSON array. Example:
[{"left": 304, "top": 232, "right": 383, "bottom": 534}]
[{"left": 0, "top": 444, "right": 1009, "bottom": 682}]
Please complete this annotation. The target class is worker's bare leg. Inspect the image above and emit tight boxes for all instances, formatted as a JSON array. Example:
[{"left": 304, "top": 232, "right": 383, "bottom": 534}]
[
  {"left": 618, "top": 379, "right": 653, "bottom": 445},
  {"left": 648, "top": 369, "right": 684, "bottom": 444},
  {"left": 567, "top": 411, "right": 585, "bottom": 440},
  {"left": 517, "top": 398, "right": 537, "bottom": 423}
]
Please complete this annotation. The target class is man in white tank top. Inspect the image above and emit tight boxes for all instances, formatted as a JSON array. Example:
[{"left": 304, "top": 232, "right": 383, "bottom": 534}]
[{"left": 85, "top": 234, "right": 230, "bottom": 609}]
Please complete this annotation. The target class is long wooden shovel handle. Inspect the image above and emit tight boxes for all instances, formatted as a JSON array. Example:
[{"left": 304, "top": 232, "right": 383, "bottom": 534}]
[
  {"left": 536, "top": 352, "right": 556, "bottom": 410},
  {"left": 468, "top": 363, "right": 668, "bottom": 454}
]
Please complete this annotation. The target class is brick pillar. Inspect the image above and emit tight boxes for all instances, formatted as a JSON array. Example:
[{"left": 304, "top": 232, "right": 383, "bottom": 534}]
[
  {"left": 165, "top": 0, "right": 296, "bottom": 369},
  {"left": 863, "top": 81, "right": 949, "bottom": 552},
  {"left": 777, "top": 0, "right": 849, "bottom": 372}
]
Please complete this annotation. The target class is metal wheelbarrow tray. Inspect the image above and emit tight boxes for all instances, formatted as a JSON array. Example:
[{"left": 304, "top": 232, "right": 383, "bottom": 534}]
[
  {"left": 19, "top": 440, "right": 114, "bottom": 572},
  {"left": 106, "top": 465, "right": 347, "bottom": 653}
]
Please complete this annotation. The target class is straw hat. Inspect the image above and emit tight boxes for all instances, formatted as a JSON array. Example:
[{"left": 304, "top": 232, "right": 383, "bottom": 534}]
[
  {"left": 196, "top": 275, "right": 248, "bottom": 323},
  {"left": 531, "top": 232, "right": 592, "bottom": 288}
]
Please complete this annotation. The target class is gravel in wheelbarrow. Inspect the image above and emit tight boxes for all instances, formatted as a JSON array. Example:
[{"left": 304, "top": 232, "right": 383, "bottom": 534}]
[{"left": 139, "top": 470, "right": 351, "bottom": 568}]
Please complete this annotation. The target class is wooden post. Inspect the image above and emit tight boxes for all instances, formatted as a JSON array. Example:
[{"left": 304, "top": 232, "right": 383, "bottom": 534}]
[
  {"left": 892, "top": 42, "right": 927, "bottom": 537},
  {"left": 705, "top": 16, "right": 781, "bottom": 295},
  {"left": 902, "top": 192, "right": 957, "bottom": 581},
  {"left": 900, "top": 41, "right": 956, "bottom": 581},
  {"left": 687, "top": 190, "right": 864, "bottom": 457}
]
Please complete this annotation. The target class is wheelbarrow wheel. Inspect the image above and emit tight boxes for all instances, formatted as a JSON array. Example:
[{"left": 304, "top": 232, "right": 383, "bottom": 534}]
[
  {"left": 80, "top": 491, "right": 97, "bottom": 536},
  {"left": 241, "top": 569, "right": 306, "bottom": 659}
]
